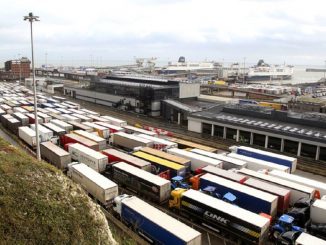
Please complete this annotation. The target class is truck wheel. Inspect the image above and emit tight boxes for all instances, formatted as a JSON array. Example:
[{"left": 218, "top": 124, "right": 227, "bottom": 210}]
[{"left": 273, "top": 230, "right": 281, "bottom": 240}]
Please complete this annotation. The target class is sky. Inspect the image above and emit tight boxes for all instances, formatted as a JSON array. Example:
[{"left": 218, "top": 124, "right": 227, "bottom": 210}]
[{"left": 1, "top": 0, "right": 326, "bottom": 67}]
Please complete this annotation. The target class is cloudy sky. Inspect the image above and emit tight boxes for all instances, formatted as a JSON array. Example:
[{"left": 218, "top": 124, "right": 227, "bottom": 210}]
[{"left": 1, "top": 0, "right": 326, "bottom": 66}]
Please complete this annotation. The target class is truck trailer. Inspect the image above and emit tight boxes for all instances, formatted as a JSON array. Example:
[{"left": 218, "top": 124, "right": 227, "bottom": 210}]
[
  {"left": 40, "top": 141, "right": 71, "bottom": 170},
  {"left": 199, "top": 173, "right": 278, "bottom": 217},
  {"left": 61, "top": 133, "right": 99, "bottom": 151},
  {"left": 311, "top": 199, "right": 326, "bottom": 224},
  {"left": 18, "top": 126, "right": 38, "bottom": 148},
  {"left": 191, "top": 148, "right": 247, "bottom": 170},
  {"left": 295, "top": 232, "right": 326, "bottom": 245},
  {"left": 82, "top": 122, "right": 110, "bottom": 138},
  {"left": 114, "top": 194, "right": 201, "bottom": 245},
  {"left": 227, "top": 152, "right": 290, "bottom": 173},
  {"left": 167, "top": 148, "right": 223, "bottom": 171},
  {"left": 237, "top": 168, "right": 317, "bottom": 205},
  {"left": 12, "top": 112, "right": 29, "bottom": 126},
  {"left": 112, "top": 132, "right": 153, "bottom": 150},
  {"left": 72, "top": 130, "right": 106, "bottom": 150},
  {"left": 68, "top": 143, "right": 108, "bottom": 172},
  {"left": 30, "top": 124, "right": 54, "bottom": 142},
  {"left": 68, "top": 163, "right": 118, "bottom": 206},
  {"left": 50, "top": 119, "right": 73, "bottom": 133},
  {"left": 230, "top": 146, "right": 297, "bottom": 173},
  {"left": 112, "top": 162, "right": 170, "bottom": 203},
  {"left": 169, "top": 189, "right": 270, "bottom": 245},
  {"left": 93, "top": 121, "right": 124, "bottom": 133},
  {"left": 67, "top": 120, "right": 93, "bottom": 132},
  {"left": 137, "top": 133, "right": 177, "bottom": 149},
  {"left": 101, "top": 115, "right": 127, "bottom": 127},
  {"left": 102, "top": 148, "right": 151, "bottom": 171}
]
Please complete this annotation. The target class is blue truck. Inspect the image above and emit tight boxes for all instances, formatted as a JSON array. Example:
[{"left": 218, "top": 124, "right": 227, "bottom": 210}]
[
  {"left": 230, "top": 146, "right": 297, "bottom": 173},
  {"left": 199, "top": 173, "right": 278, "bottom": 217},
  {"left": 113, "top": 194, "right": 202, "bottom": 245}
]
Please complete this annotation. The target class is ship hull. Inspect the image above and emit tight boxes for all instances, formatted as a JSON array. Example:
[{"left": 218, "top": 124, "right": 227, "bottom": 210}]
[{"left": 246, "top": 74, "right": 292, "bottom": 81}]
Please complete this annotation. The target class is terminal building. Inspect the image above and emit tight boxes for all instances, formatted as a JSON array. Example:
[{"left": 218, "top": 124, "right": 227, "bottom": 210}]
[
  {"left": 188, "top": 104, "right": 326, "bottom": 161},
  {"left": 64, "top": 75, "right": 200, "bottom": 117}
]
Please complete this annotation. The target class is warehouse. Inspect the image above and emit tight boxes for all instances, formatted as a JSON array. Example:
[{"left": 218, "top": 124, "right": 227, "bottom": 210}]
[
  {"left": 188, "top": 104, "right": 326, "bottom": 161},
  {"left": 64, "top": 74, "right": 200, "bottom": 117}
]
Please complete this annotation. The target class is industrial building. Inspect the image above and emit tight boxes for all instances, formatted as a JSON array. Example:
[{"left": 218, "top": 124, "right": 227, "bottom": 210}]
[
  {"left": 64, "top": 74, "right": 200, "bottom": 117},
  {"left": 188, "top": 103, "right": 326, "bottom": 161},
  {"left": 3, "top": 57, "right": 31, "bottom": 80}
]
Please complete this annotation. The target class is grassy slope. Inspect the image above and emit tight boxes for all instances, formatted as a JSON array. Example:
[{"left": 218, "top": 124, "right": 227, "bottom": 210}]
[{"left": 0, "top": 137, "right": 116, "bottom": 245}]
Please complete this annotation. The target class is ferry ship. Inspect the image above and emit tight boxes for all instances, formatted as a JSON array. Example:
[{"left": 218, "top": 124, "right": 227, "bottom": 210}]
[{"left": 247, "top": 60, "right": 293, "bottom": 81}]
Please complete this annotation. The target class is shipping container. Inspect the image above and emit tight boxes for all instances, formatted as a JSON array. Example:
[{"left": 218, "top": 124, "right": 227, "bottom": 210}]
[
  {"left": 67, "top": 120, "right": 93, "bottom": 132},
  {"left": 61, "top": 134, "right": 99, "bottom": 151},
  {"left": 133, "top": 151, "right": 187, "bottom": 178},
  {"left": 102, "top": 148, "right": 151, "bottom": 171},
  {"left": 167, "top": 148, "right": 222, "bottom": 171},
  {"left": 199, "top": 173, "right": 278, "bottom": 216},
  {"left": 268, "top": 170, "right": 326, "bottom": 197},
  {"left": 82, "top": 122, "right": 110, "bottom": 138},
  {"left": 123, "top": 125, "right": 157, "bottom": 136},
  {"left": 112, "top": 132, "right": 153, "bottom": 150},
  {"left": 94, "top": 121, "right": 124, "bottom": 133},
  {"left": 114, "top": 195, "right": 201, "bottom": 245},
  {"left": 112, "top": 162, "right": 171, "bottom": 203},
  {"left": 168, "top": 137, "right": 217, "bottom": 153},
  {"left": 169, "top": 189, "right": 270, "bottom": 245},
  {"left": 68, "top": 163, "right": 118, "bottom": 205},
  {"left": 191, "top": 148, "right": 247, "bottom": 170},
  {"left": 311, "top": 199, "right": 326, "bottom": 224},
  {"left": 137, "top": 134, "right": 177, "bottom": 149},
  {"left": 68, "top": 143, "right": 108, "bottom": 172},
  {"left": 139, "top": 147, "right": 190, "bottom": 169},
  {"left": 237, "top": 168, "right": 316, "bottom": 205},
  {"left": 30, "top": 124, "right": 54, "bottom": 142},
  {"left": 230, "top": 146, "right": 297, "bottom": 173},
  {"left": 244, "top": 178, "right": 290, "bottom": 214},
  {"left": 18, "top": 126, "right": 38, "bottom": 148},
  {"left": 40, "top": 141, "right": 71, "bottom": 170},
  {"left": 101, "top": 115, "right": 127, "bottom": 127},
  {"left": 50, "top": 119, "right": 73, "bottom": 133},
  {"left": 227, "top": 153, "right": 290, "bottom": 173},
  {"left": 72, "top": 130, "right": 106, "bottom": 150}
]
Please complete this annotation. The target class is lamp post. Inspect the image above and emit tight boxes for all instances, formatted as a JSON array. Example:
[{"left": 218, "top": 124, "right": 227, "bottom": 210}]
[{"left": 24, "top": 12, "right": 41, "bottom": 161}]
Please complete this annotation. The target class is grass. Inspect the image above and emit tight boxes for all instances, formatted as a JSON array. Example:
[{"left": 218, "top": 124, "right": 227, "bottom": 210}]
[{"left": 0, "top": 137, "right": 116, "bottom": 245}]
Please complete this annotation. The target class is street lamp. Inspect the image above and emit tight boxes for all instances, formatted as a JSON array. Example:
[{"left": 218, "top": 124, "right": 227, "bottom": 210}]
[{"left": 24, "top": 12, "right": 41, "bottom": 161}]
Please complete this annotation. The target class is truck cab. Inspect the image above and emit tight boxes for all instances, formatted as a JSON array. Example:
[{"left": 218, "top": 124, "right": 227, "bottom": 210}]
[
  {"left": 113, "top": 194, "right": 130, "bottom": 216},
  {"left": 272, "top": 214, "right": 303, "bottom": 239},
  {"left": 169, "top": 188, "right": 187, "bottom": 209},
  {"left": 171, "top": 176, "right": 189, "bottom": 190}
]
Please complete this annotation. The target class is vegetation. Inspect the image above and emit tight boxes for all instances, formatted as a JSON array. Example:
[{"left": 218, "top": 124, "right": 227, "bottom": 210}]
[{"left": 0, "top": 137, "right": 116, "bottom": 245}]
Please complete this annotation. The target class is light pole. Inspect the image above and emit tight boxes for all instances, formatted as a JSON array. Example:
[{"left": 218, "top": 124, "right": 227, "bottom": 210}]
[
  {"left": 18, "top": 53, "right": 22, "bottom": 83},
  {"left": 243, "top": 57, "right": 246, "bottom": 84},
  {"left": 24, "top": 12, "right": 41, "bottom": 161},
  {"left": 324, "top": 60, "right": 326, "bottom": 80}
]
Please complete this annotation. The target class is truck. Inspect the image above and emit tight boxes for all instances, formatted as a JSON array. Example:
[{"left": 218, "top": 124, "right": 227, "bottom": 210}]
[
  {"left": 227, "top": 152, "right": 290, "bottom": 173},
  {"left": 167, "top": 148, "right": 223, "bottom": 171},
  {"left": 68, "top": 143, "right": 108, "bottom": 172},
  {"left": 50, "top": 119, "right": 73, "bottom": 133},
  {"left": 101, "top": 115, "right": 127, "bottom": 127},
  {"left": 18, "top": 126, "right": 38, "bottom": 148},
  {"left": 94, "top": 121, "right": 124, "bottom": 134},
  {"left": 244, "top": 178, "right": 290, "bottom": 214},
  {"left": 40, "top": 141, "right": 71, "bottom": 170},
  {"left": 30, "top": 124, "right": 54, "bottom": 142},
  {"left": 237, "top": 168, "right": 317, "bottom": 205},
  {"left": 102, "top": 148, "right": 151, "bottom": 171},
  {"left": 229, "top": 146, "right": 297, "bottom": 173},
  {"left": 112, "top": 162, "right": 171, "bottom": 203},
  {"left": 12, "top": 112, "right": 29, "bottom": 126},
  {"left": 269, "top": 170, "right": 326, "bottom": 198},
  {"left": 311, "top": 200, "right": 326, "bottom": 224},
  {"left": 82, "top": 122, "right": 110, "bottom": 138},
  {"left": 199, "top": 173, "right": 278, "bottom": 216},
  {"left": 112, "top": 132, "right": 153, "bottom": 150},
  {"left": 72, "top": 130, "right": 106, "bottom": 150},
  {"left": 137, "top": 133, "right": 177, "bottom": 149},
  {"left": 191, "top": 148, "right": 247, "bottom": 170},
  {"left": 169, "top": 189, "right": 270, "bottom": 245},
  {"left": 61, "top": 133, "right": 99, "bottom": 151},
  {"left": 132, "top": 151, "right": 187, "bottom": 178},
  {"left": 113, "top": 194, "right": 201, "bottom": 245},
  {"left": 68, "top": 163, "right": 118, "bottom": 206},
  {"left": 140, "top": 147, "right": 191, "bottom": 170}
]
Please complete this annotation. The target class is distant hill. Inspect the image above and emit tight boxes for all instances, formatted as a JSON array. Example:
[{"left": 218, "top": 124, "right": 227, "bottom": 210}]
[{"left": 0, "top": 137, "right": 116, "bottom": 245}]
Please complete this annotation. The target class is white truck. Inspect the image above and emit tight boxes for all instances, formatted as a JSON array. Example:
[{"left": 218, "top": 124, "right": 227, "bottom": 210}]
[
  {"left": 18, "top": 126, "right": 39, "bottom": 148},
  {"left": 68, "top": 143, "right": 108, "bottom": 172},
  {"left": 68, "top": 163, "right": 118, "bottom": 206},
  {"left": 30, "top": 124, "right": 55, "bottom": 142}
]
